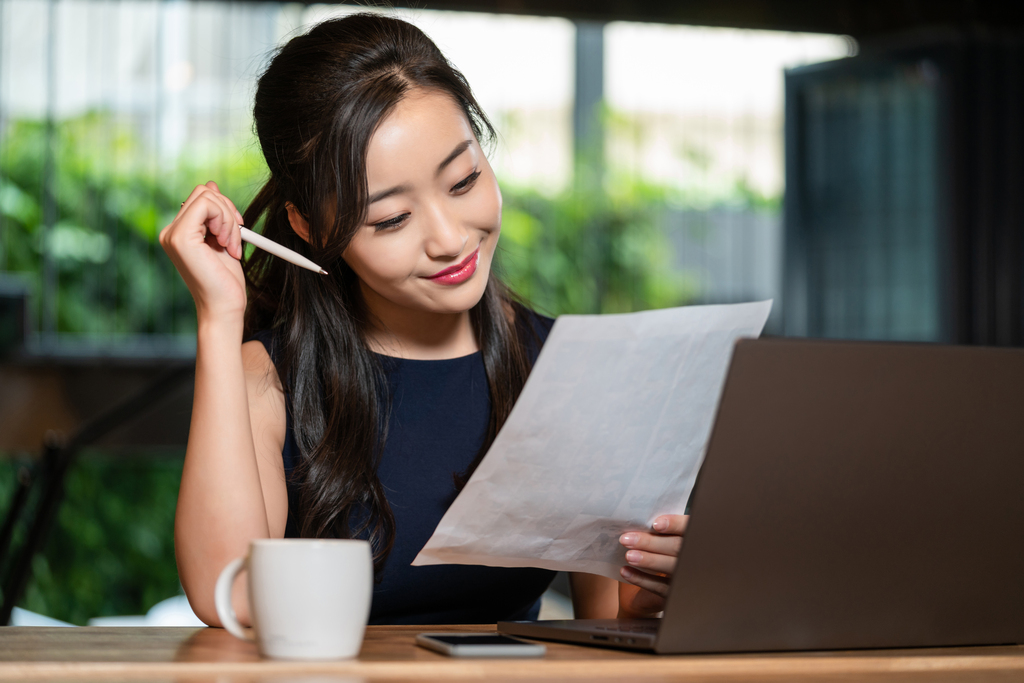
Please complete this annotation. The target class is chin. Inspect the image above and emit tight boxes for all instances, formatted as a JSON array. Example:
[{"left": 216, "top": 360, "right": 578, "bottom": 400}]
[{"left": 421, "top": 274, "right": 491, "bottom": 314}]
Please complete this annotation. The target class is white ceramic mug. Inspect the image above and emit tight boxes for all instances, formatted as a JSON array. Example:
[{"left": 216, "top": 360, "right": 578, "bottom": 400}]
[{"left": 214, "top": 538, "right": 373, "bottom": 660}]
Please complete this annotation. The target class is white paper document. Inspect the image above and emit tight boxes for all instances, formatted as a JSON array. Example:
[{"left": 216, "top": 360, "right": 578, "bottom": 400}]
[{"left": 412, "top": 301, "right": 772, "bottom": 580}]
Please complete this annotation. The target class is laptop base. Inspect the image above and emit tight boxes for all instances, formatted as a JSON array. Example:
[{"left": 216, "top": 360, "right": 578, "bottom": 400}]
[{"left": 499, "top": 619, "right": 659, "bottom": 652}]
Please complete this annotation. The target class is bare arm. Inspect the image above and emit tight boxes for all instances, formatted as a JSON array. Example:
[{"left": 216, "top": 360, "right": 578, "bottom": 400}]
[
  {"left": 174, "top": 336, "right": 288, "bottom": 626},
  {"left": 567, "top": 573, "right": 659, "bottom": 619},
  {"left": 161, "top": 182, "right": 288, "bottom": 626},
  {"left": 569, "top": 573, "right": 619, "bottom": 618}
]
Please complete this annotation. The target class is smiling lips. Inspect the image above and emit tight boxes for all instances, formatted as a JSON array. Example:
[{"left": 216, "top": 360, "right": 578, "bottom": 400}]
[{"left": 425, "top": 248, "right": 479, "bottom": 285}]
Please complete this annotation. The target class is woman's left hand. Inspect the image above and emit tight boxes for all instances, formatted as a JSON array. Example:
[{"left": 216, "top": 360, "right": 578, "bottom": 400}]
[{"left": 617, "top": 514, "right": 689, "bottom": 618}]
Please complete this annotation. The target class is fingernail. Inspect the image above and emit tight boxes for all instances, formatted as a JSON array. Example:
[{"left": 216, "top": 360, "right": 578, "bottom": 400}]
[
  {"left": 625, "top": 550, "right": 642, "bottom": 565},
  {"left": 620, "top": 566, "right": 635, "bottom": 578},
  {"left": 620, "top": 533, "right": 638, "bottom": 546},
  {"left": 653, "top": 518, "right": 668, "bottom": 532}
]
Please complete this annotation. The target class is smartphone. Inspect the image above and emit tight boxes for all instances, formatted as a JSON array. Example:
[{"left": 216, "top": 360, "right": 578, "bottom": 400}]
[{"left": 415, "top": 633, "right": 547, "bottom": 658}]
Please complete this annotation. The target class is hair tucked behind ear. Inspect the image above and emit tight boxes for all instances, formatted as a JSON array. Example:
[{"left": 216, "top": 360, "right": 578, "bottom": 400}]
[{"left": 241, "top": 14, "right": 534, "bottom": 573}]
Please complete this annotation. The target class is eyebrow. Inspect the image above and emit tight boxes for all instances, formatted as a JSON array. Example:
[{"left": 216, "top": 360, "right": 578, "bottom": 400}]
[
  {"left": 436, "top": 139, "right": 473, "bottom": 176},
  {"left": 367, "top": 140, "right": 474, "bottom": 205}
]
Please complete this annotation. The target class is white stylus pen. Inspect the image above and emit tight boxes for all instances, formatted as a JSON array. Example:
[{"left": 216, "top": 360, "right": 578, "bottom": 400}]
[{"left": 240, "top": 226, "right": 328, "bottom": 275}]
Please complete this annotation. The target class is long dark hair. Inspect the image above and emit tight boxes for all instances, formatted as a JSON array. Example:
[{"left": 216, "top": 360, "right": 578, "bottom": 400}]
[{"left": 242, "top": 14, "right": 533, "bottom": 572}]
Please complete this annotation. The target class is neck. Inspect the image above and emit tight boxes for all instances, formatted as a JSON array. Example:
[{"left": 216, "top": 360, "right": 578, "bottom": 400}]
[{"left": 359, "top": 281, "right": 478, "bottom": 360}]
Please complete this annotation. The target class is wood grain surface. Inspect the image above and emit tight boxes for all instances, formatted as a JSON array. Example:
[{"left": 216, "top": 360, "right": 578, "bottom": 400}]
[{"left": 0, "top": 624, "right": 1022, "bottom": 681}]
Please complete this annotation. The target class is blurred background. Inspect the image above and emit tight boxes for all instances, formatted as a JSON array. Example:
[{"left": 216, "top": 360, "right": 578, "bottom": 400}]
[{"left": 0, "top": 0, "right": 1021, "bottom": 625}]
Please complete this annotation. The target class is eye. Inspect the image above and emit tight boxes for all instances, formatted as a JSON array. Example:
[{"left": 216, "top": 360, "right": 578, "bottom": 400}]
[
  {"left": 373, "top": 213, "right": 408, "bottom": 232},
  {"left": 451, "top": 170, "right": 481, "bottom": 194}
]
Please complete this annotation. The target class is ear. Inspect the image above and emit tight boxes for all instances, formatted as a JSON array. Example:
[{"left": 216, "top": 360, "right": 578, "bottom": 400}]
[{"left": 285, "top": 202, "right": 311, "bottom": 243}]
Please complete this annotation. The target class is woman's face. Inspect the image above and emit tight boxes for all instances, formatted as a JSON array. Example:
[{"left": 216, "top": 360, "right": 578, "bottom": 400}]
[{"left": 342, "top": 88, "right": 501, "bottom": 319}]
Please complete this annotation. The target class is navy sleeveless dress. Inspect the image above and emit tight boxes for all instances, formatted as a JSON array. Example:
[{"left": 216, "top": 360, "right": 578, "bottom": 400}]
[{"left": 250, "top": 312, "right": 556, "bottom": 624}]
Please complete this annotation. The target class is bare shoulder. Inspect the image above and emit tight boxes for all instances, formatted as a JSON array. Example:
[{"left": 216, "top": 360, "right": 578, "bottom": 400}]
[
  {"left": 241, "top": 339, "right": 286, "bottom": 449},
  {"left": 241, "top": 339, "right": 284, "bottom": 399}
]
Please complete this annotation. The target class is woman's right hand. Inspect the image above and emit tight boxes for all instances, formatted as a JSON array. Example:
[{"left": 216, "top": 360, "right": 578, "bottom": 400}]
[{"left": 159, "top": 181, "right": 247, "bottom": 323}]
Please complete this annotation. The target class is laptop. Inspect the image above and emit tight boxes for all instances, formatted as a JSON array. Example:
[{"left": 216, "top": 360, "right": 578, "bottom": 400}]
[{"left": 500, "top": 338, "right": 1024, "bottom": 654}]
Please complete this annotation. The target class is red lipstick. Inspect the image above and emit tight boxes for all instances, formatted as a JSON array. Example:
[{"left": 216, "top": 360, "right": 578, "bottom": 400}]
[{"left": 425, "top": 248, "right": 479, "bottom": 285}]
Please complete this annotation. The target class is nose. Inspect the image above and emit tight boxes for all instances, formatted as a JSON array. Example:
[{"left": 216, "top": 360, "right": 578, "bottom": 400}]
[{"left": 422, "top": 203, "right": 469, "bottom": 260}]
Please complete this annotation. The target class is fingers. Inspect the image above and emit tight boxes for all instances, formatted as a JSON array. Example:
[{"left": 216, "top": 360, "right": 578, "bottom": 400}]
[
  {"left": 205, "top": 181, "right": 245, "bottom": 256},
  {"left": 620, "top": 565, "right": 671, "bottom": 597},
  {"left": 177, "top": 183, "right": 210, "bottom": 219},
  {"left": 620, "top": 532, "right": 684, "bottom": 560},
  {"left": 202, "top": 185, "right": 241, "bottom": 259},
  {"left": 620, "top": 530, "right": 682, "bottom": 556},
  {"left": 620, "top": 515, "right": 687, "bottom": 551},
  {"left": 172, "top": 183, "right": 243, "bottom": 260},
  {"left": 623, "top": 547, "right": 676, "bottom": 574},
  {"left": 652, "top": 514, "right": 689, "bottom": 535},
  {"left": 619, "top": 514, "right": 688, "bottom": 578}
]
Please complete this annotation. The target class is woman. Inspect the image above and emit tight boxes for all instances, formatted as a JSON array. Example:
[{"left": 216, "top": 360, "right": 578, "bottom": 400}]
[{"left": 160, "top": 13, "right": 686, "bottom": 626}]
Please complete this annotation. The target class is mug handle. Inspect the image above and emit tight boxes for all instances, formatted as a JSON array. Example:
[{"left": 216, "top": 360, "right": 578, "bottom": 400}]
[{"left": 214, "top": 557, "right": 255, "bottom": 641}]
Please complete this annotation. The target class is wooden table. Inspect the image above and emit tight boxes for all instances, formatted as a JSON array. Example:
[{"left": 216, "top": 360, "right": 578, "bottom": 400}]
[{"left": 1, "top": 624, "right": 1022, "bottom": 682}]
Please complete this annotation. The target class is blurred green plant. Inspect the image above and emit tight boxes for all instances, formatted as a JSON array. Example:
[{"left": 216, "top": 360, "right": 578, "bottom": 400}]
[
  {"left": 498, "top": 176, "right": 698, "bottom": 315},
  {"left": 0, "top": 112, "right": 266, "bottom": 336},
  {"left": 0, "top": 454, "right": 183, "bottom": 625}
]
